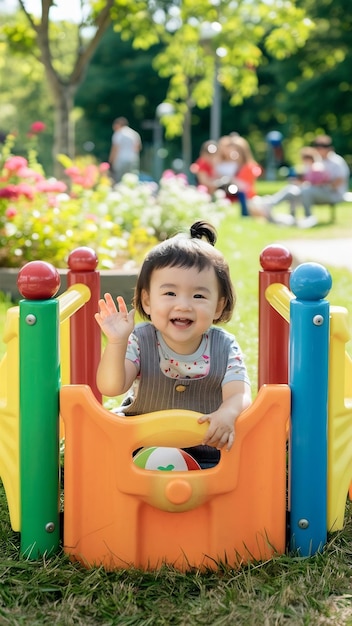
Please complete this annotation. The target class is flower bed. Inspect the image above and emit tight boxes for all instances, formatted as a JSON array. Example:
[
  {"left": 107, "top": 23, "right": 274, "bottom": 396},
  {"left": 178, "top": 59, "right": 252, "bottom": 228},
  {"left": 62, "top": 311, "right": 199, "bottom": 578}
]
[{"left": 0, "top": 131, "right": 231, "bottom": 274}]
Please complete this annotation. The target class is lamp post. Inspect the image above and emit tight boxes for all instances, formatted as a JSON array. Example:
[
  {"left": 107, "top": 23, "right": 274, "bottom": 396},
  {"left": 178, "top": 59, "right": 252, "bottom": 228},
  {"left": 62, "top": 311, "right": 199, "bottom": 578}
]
[
  {"left": 210, "top": 61, "right": 221, "bottom": 141},
  {"left": 200, "top": 22, "right": 225, "bottom": 141},
  {"left": 210, "top": 46, "right": 227, "bottom": 141},
  {"left": 154, "top": 102, "right": 174, "bottom": 182}
]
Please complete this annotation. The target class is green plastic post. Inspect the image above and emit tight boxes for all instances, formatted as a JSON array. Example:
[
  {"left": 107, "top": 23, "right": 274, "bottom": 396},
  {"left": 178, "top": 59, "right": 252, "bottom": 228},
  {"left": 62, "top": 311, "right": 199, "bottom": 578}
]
[{"left": 19, "top": 298, "right": 60, "bottom": 558}]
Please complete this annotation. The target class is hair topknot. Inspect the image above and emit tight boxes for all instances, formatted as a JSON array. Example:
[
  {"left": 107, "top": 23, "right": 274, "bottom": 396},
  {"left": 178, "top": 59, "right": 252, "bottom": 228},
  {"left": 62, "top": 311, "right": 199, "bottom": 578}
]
[{"left": 189, "top": 221, "right": 217, "bottom": 247}]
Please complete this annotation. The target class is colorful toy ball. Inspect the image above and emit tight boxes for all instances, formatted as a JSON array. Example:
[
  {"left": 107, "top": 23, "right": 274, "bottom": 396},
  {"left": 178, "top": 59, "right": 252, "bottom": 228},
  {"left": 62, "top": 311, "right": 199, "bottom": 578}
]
[{"left": 133, "top": 447, "right": 200, "bottom": 471}]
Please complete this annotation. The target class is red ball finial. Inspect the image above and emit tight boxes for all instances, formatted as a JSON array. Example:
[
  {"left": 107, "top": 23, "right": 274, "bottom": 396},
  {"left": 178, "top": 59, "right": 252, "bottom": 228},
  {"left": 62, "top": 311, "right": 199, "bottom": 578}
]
[
  {"left": 17, "top": 261, "right": 61, "bottom": 299},
  {"left": 68, "top": 247, "right": 98, "bottom": 271},
  {"left": 260, "top": 244, "right": 292, "bottom": 271}
]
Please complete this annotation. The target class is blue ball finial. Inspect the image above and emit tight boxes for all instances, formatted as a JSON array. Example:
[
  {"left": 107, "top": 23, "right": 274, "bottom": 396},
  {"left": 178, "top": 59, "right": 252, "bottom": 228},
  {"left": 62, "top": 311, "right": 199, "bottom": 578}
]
[{"left": 290, "top": 263, "right": 332, "bottom": 301}]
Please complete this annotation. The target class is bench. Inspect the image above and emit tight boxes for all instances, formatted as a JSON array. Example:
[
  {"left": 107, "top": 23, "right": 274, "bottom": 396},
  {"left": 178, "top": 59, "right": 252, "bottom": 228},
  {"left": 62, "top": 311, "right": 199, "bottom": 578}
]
[{"left": 328, "top": 191, "right": 352, "bottom": 223}]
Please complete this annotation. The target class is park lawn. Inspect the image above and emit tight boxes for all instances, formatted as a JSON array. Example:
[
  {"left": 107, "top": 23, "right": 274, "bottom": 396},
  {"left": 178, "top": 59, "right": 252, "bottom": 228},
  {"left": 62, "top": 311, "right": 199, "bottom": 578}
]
[{"left": 0, "top": 191, "right": 352, "bottom": 624}]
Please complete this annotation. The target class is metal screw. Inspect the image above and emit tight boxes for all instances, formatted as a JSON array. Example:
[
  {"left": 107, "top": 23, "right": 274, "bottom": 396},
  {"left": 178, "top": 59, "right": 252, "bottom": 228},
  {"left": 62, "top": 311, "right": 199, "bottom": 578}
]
[
  {"left": 25, "top": 314, "right": 37, "bottom": 326},
  {"left": 298, "top": 518, "right": 309, "bottom": 529},
  {"left": 313, "top": 315, "right": 324, "bottom": 326},
  {"left": 45, "top": 522, "right": 55, "bottom": 533}
]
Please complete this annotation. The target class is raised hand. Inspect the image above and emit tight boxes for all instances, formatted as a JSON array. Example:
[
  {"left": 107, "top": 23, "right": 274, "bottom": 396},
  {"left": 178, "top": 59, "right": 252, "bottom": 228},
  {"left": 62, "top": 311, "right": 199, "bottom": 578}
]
[{"left": 95, "top": 293, "right": 135, "bottom": 344}]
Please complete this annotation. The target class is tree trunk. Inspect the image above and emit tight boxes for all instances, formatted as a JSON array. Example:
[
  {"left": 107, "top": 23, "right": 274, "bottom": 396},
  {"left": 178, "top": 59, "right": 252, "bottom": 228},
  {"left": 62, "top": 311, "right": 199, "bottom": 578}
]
[
  {"left": 19, "top": 0, "right": 115, "bottom": 177},
  {"left": 52, "top": 85, "right": 76, "bottom": 177},
  {"left": 182, "top": 104, "right": 193, "bottom": 178}
]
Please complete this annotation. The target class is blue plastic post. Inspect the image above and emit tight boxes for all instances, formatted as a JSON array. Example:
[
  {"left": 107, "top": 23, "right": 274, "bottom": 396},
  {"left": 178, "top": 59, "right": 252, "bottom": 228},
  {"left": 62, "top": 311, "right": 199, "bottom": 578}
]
[{"left": 289, "top": 262, "right": 332, "bottom": 555}]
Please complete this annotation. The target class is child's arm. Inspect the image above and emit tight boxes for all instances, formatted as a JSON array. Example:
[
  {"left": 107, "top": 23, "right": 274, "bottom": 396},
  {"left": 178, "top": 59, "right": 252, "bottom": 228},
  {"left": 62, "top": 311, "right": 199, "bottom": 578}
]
[
  {"left": 198, "top": 380, "right": 252, "bottom": 451},
  {"left": 95, "top": 293, "right": 137, "bottom": 397}
]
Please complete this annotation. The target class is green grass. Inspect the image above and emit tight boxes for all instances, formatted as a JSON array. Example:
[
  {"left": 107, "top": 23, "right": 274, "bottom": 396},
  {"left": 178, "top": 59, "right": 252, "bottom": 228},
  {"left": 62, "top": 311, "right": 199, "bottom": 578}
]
[
  {"left": 1, "top": 190, "right": 352, "bottom": 624},
  {"left": 216, "top": 188, "right": 352, "bottom": 385}
]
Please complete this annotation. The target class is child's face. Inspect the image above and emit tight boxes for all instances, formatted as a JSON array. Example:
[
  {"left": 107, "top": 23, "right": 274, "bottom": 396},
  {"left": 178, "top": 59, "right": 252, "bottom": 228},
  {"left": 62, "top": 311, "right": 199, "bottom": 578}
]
[
  {"left": 141, "top": 265, "right": 225, "bottom": 354},
  {"left": 302, "top": 156, "right": 314, "bottom": 166},
  {"left": 204, "top": 149, "right": 218, "bottom": 164}
]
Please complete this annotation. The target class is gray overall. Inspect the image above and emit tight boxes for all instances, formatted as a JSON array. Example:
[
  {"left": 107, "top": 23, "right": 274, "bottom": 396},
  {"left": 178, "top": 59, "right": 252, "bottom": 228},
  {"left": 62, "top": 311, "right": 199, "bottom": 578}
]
[{"left": 123, "top": 323, "right": 231, "bottom": 467}]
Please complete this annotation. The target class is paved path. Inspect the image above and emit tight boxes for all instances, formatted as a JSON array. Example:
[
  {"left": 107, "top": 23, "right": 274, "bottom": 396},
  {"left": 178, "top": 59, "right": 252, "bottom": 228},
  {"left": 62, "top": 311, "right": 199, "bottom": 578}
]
[{"left": 279, "top": 238, "right": 352, "bottom": 272}]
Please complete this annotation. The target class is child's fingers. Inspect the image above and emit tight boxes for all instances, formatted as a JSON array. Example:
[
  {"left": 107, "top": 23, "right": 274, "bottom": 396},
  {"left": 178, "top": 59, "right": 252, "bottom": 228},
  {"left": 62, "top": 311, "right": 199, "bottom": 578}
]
[
  {"left": 104, "top": 292, "right": 118, "bottom": 313},
  {"left": 98, "top": 294, "right": 130, "bottom": 318},
  {"left": 116, "top": 296, "right": 128, "bottom": 314},
  {"left": 97, "top": 294, "right": 116, "bottom": 316},
  {"left": 202, "top": 423, "right": 234, "bottom": 450},
  {"left": 226, "top": 432, "right": 235, "bottom": 451}
]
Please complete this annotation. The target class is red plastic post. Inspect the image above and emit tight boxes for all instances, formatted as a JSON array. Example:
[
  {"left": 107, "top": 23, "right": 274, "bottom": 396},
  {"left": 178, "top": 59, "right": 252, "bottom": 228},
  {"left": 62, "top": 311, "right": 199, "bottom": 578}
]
[
  {"left": 67, "top": 247, "right": 102, "bottom": 403},
  {"left": 258, "top": 244, "right": 292, "bottom": 389}
]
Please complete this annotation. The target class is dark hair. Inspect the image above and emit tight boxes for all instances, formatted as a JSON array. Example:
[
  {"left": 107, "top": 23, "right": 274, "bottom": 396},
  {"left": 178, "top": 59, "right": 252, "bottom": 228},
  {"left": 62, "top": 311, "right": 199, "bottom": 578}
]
[
  {"left": 200, "top": 140, "right": 218, "bottom": 155},
  {"left": 312, "top": 134, "right": 333, "bottom": 149},
  {"left": 133, "top": 221, "right": 235, "bottom": 323},
  {"left": 113, "top": 116, "right": 128, "bottom": 126}
]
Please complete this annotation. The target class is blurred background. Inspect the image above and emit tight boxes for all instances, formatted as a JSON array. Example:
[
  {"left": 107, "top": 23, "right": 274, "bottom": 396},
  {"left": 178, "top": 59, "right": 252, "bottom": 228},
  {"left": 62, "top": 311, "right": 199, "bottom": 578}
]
[{"left": 0, "top": 0, "right": 351, "bottom": 179}]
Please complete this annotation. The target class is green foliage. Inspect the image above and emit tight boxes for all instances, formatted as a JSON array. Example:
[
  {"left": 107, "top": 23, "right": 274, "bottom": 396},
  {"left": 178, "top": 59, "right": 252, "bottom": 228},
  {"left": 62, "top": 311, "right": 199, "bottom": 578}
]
[
  {"left": 2, "top": 199, "right": 352, "bottom": 620},
  {"left": 0, "top": 136, "right": 231, "bottom": 269},
  {"left": 240, "top": 0, "right": 352, "bottom": 162},
  {"left": 2, "top": 0, "right": 352, "bottom": 182},
  {"left": 150, "top": 0, "right": 314, "bottom": 138},
  {"left": 1, "top": 179, "right": 352, "bottom": 623},
  {"left": 75, "top": 29, "right": 170, "bottom": 164},
  {"left": 2, "top": 19, "right": 37, "bottom": 55}
]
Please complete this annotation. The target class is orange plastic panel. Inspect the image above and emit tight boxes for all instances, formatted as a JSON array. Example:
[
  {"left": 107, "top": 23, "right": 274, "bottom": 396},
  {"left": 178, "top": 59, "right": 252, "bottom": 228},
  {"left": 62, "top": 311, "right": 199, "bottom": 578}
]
[{"left": 61, "top": 384, "right": 290, "bottom": 571}]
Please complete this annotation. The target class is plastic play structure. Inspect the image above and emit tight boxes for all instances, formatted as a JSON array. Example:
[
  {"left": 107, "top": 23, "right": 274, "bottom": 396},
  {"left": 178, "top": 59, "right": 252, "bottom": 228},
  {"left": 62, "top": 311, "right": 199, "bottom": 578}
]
[{"left": 0, "top": 244, "right": 352, "bottom": 571}]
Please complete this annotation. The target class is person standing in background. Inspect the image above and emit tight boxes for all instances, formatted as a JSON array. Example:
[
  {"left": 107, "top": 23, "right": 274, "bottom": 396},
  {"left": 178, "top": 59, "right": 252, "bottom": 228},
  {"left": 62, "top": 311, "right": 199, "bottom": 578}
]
[{"left": 109, "top": 117, "right": 142, "bottom": 183}]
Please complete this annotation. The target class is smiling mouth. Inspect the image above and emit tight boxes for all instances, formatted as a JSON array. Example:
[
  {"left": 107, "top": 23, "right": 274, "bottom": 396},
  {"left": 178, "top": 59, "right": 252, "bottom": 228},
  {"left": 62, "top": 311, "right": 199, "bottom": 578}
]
[{"left": 171, "top": 318, "right": 193, "bottom": 327}]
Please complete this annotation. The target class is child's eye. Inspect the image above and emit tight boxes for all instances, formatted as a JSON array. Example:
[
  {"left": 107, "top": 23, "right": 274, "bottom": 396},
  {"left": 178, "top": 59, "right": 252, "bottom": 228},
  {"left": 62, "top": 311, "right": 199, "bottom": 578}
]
[
  {"left": 163, "top": 291, "right": 176, "bottom": 296},
  {"left": 194, "top": 293, "right": 205, "bottom": 299}
]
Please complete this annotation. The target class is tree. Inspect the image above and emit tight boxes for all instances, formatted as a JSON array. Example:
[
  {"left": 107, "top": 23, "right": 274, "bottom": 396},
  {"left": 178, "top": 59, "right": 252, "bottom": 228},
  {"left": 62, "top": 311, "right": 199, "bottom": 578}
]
[
  {"left": 270, "top": 0, "right": 352, "bottom": 159},
  {"left": 2, "top": 0, "right": 119, "bottom": 174},
  {"left": 224, "top": 0, "right": 352, "bottom": 168},
  {"left": 75, "top": 28, "right": 170, "bottom": 167},
  {"left": 149, "top": 0, "right": 313, "bottom": 167},
  {"left": 2, "top": 0, "right": 313, "bottom": 175},
  {"left": 0, "top": 15, "right": 52, "bottom": 148}
]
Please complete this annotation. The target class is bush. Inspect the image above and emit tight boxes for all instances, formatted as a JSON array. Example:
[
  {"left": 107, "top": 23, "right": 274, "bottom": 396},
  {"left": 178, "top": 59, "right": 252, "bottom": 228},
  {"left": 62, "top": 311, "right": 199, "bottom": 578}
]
[{"left": 0, "top": 134, "right": 230, "bottom": 270}]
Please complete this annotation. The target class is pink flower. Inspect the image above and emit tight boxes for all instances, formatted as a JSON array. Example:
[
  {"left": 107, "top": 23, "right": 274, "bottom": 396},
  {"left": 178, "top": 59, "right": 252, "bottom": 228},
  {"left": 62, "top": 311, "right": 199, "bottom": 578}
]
[
  {"left": 16, "top": 183, "right": 35, "bottom": 199},
  {"left": 30, "top": 121, "right": 46, "bottom": 134},
  {"left": 0, "top": 182, "right": 34, "bottom": 199},
  {"left": 162, "top": 170, "right": 176, "bottom": 180},
  {"left": 0, "top": 185, "right": 20, "bottom": 199},
  {"left": 36, "top": 179, "right": 67, "bottom": 193},
  {"left": 17, "top": 166, "right": 44, "bottom": 182},
  {"left": 197, "top": 184, "right": 210, "bottom": 194},
  {"left": 5, "top": 206, "right": 17, "bottom": 218},
  {"left": 99, "top": 162, "right": 110, "bottom": 172},
  {"left": 65, "top": 166, "right": 80, "bottom": 177},
  {"left": 65, "top": 164, "right": 99, "bottom": 189},
  {"left": 4, "top": 156, "right": 28, "bottom": 173},
  {"left": 83, "top": 165, "right": 100, "bottom": 188}
]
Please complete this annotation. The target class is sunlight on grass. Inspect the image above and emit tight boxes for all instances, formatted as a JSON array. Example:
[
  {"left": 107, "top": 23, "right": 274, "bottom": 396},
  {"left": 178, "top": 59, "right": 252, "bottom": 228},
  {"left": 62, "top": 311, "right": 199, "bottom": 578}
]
[{"left": 1, "top": 194, "right": 352, "bottom": 624}]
